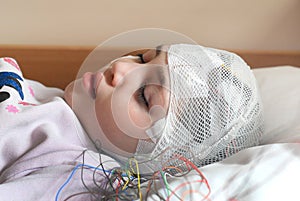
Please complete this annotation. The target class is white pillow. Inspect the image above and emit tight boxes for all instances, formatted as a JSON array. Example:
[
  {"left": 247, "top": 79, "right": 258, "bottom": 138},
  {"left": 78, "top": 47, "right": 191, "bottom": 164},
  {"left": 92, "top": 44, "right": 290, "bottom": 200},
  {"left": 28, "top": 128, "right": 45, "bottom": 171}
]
[{"left": 253, "top": 66, "right": 300, "bottom": 144}]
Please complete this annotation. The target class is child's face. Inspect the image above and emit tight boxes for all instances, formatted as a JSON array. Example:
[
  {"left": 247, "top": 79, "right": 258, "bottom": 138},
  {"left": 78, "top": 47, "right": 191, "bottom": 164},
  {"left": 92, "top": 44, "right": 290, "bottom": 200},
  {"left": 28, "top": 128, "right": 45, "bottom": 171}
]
[{"left": 64, "top": 47, "right": 170, "bottom": 155}]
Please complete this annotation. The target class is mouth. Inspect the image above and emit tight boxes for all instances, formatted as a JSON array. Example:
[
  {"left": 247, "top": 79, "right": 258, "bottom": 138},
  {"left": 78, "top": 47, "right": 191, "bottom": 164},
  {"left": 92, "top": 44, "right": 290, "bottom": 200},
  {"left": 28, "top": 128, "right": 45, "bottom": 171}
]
[{"left": 82, "top": 72, "right": 103, "bottom": 99}]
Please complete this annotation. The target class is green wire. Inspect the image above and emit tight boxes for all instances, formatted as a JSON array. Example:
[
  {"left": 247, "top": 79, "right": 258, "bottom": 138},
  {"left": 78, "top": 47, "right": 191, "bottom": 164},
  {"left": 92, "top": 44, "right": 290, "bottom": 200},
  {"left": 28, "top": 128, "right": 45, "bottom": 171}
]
[{"left": 160, "top": 170, "right": 171, "bottom": 197}]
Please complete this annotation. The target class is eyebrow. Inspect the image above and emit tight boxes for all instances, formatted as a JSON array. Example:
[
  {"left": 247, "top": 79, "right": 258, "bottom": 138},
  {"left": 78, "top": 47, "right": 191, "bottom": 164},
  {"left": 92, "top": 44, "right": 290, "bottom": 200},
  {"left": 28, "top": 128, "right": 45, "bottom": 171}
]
[
  {"left": 157, "top": 69, "right": 167, "bottom": 86},
  {"left": 155, "top": 45, "right": 164, "bottom": 58},
  {"left": 154, "top": 45, "right": 167, "bottom": 86}
]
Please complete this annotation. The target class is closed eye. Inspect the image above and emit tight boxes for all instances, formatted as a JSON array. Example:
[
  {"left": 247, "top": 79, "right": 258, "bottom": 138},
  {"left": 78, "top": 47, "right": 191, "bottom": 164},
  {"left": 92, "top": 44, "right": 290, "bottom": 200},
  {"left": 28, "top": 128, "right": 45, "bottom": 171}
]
[{"left": 137, "top": 85, "right": 149, "bottom": 108}]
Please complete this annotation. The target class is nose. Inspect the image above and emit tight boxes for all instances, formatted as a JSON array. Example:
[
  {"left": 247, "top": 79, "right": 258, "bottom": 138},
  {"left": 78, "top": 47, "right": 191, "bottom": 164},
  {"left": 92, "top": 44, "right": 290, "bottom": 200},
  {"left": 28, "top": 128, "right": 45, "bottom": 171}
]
[{"left": 110, "top": 60, "right": 136, "bottom": 87}]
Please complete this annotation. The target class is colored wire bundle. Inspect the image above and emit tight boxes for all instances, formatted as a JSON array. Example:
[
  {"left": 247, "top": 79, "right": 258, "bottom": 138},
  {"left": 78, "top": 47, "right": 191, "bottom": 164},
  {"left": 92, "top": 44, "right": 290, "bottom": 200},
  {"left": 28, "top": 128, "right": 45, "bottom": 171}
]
[{"left": 55, "top": 150, "right": 211, "bottom": 201}]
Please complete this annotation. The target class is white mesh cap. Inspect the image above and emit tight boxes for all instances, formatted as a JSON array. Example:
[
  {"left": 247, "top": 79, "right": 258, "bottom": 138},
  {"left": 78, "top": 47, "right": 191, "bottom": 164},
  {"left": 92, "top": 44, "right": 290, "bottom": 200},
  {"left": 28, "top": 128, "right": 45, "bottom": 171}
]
[{"left": 139, "top": 44, "right": 264, "bottom": 173}]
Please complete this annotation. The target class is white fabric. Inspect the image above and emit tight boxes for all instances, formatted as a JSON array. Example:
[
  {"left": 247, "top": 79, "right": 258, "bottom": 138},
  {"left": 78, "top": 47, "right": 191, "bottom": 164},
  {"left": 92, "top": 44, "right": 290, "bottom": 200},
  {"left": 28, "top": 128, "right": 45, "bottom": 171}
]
[
  {"left": 144, "top": 143, "right": 300, "bottom": 201},
  {"left": 143, "top": 66, "right": 300, "bottom": 201},
  {"left": 253, "top": 66, "right": 300, "bottom": 143},
  {"left": 0, "top": 58, "right": 119, "bottom": 200}
]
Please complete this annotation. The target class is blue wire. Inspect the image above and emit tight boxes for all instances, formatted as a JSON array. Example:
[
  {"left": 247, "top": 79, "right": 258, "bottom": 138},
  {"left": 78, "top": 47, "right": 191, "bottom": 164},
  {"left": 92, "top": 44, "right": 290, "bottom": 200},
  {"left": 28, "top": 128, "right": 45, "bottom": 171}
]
[
  {"left": 55, "top": 164, "right": 112, "bottom": 201},
  {"left": 55, "top": 163, "right": 132, "bottom": 201},
  {"left": 55, "top": 164, "right": 81, "bottom": 201}
]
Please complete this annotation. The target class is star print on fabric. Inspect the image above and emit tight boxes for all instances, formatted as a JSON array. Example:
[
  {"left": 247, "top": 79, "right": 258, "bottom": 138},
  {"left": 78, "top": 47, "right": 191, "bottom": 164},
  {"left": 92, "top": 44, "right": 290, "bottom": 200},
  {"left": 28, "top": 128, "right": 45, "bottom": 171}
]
[{"left": 5, "top": 104, "right": 19, "bottom": 113}]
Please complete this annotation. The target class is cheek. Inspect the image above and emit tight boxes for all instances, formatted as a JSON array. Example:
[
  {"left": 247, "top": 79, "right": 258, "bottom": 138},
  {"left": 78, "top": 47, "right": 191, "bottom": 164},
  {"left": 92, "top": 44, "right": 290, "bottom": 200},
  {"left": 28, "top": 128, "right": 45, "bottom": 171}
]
[
  {"left": 96, "top": 92, "right": 151, "bottom": 141},
  {"left": 128, "top": 99, "right": 152, "bottom": 130},
  {"left": 108, "top": 87, "right": 151, "bottom": 140},
  {"left": 94, "top": 98, "right": 118, "bottom": 140},
  {"left": 94, "top": 98, "right": 139, "bottom": 153}
]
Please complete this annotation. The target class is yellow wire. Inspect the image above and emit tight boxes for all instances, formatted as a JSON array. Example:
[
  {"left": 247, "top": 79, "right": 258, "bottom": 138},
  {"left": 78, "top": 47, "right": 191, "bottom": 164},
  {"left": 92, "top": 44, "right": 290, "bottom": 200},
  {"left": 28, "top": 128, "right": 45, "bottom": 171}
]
[
  {"left": 129, "top": 158, "right": 142, "bottom": 201},
  {"left": 129, "top": 158, "right": 135, "bottom": 173},
  {"left": 121, "top": 170, "right": 131, "bottom": 191}
]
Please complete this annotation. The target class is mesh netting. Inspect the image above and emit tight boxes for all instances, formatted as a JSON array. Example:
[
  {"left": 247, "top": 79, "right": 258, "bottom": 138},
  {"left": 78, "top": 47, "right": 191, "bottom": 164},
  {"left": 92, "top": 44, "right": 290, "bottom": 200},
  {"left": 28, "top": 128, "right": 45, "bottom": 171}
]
[{"left": 149, "top": 44, "right": 263, "bottom": 174}]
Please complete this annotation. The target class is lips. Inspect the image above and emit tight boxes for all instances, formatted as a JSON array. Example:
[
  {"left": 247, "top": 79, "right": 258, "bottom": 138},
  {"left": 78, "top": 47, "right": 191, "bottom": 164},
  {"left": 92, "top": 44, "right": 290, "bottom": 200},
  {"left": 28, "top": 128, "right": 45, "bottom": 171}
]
[
  {"left": 82, "top": 72, "right": 103, "bottom": 99},
  {"left": 93, "top": 71, "right": 103, "bottom": 96}
]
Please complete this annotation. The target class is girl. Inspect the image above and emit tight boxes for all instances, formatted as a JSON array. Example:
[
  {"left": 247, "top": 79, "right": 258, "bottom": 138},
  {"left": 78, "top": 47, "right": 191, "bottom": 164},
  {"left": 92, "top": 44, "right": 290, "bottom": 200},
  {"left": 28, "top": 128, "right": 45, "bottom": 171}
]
[{"left": 64, "top": 43, "right": 263, "bottom": 174}]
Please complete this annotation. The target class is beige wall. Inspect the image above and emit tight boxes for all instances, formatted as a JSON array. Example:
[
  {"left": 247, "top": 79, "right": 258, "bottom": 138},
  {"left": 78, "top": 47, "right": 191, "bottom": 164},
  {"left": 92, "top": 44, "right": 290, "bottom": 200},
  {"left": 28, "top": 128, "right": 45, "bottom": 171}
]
[{"left": 1, "top": 0, "right": 299, "bottom": 51}]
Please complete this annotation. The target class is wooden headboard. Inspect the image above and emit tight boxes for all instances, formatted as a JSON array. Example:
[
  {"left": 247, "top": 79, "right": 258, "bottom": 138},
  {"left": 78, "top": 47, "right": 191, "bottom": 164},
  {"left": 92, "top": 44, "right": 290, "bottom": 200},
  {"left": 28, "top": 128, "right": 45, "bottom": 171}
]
[{"left": 1, "top": 45, "right": 299, "bottom": 89}]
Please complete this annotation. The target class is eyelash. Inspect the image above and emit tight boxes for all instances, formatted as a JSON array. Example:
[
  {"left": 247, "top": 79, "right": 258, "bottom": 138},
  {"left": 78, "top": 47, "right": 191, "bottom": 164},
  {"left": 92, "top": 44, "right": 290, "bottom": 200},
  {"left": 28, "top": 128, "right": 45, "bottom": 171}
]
[
  {"left": 137, "top": 85, "right": 149, "bottom": 108},
  {"left": 137, "top": 54, "right": 146, "bottom": 64}
]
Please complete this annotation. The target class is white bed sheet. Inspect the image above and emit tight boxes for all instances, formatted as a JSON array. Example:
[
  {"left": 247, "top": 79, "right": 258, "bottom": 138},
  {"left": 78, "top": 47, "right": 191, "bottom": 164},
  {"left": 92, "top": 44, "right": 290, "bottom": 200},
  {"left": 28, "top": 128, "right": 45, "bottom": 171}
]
[{"left": 145, "top": 143, "right": 300, "bottom": 201}]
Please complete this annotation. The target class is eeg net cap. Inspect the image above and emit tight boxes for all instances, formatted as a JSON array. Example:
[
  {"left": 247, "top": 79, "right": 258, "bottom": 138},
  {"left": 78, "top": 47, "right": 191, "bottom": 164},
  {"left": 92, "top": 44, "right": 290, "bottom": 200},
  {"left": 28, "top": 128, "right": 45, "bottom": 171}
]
[{"left": 143, "top": 44, "right": 264, "bottom": 173}]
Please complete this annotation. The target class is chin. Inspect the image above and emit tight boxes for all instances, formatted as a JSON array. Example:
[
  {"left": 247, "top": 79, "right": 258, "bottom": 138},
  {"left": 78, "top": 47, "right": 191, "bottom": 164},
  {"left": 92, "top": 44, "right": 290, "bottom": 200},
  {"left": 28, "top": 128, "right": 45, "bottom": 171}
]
[{"left": 63, "top": 81, "right": 74, "bottom": 107}]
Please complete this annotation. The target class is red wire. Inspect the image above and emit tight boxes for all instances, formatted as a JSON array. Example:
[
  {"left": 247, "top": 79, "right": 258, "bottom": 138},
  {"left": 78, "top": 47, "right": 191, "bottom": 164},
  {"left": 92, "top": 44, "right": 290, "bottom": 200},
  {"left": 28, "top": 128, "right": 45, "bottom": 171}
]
[
  {"left": 115, "top": 176, "right": 122, "bottom": 201},
  {"left": 166, "top": 155, "right": 211, "bottom": 201}
]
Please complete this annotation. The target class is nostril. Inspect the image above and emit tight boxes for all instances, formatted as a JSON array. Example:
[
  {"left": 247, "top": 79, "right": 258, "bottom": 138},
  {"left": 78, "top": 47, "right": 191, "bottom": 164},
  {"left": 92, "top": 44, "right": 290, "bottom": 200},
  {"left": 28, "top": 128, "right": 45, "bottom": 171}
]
[
  {"left": 110, "top": 61, "right": 128, "bottom": 86},
  {"left": 103, "top": 67, "right": 114, "bottom": 87},
  {"left": 112, "top": 73, "right": 125, "bottom": 87},
  {"left": 111, "top": 73, "right": 117, "bottom": 86},
  {"left": 111, "top": 73, "right": 114, "bottom": 82}
]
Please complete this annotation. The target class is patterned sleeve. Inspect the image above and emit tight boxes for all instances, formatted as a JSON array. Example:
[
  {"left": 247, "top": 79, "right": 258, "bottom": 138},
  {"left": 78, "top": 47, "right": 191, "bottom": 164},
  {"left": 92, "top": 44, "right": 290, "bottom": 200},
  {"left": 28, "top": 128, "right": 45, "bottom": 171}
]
[{"left": 0, "top": 57, "right": 38, "bottom": 113}]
